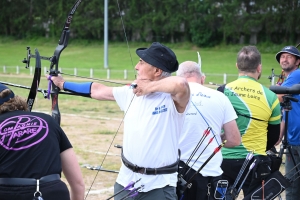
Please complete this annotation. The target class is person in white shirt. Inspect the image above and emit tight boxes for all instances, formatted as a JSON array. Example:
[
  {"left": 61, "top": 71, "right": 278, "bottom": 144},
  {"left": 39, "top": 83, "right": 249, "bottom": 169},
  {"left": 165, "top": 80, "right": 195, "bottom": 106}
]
[
  {"left": 176, "top": 61, "right": 240, "bottom": 200},
  {"left": 48, "top": 42, "right": 190, "bottom": 200}
]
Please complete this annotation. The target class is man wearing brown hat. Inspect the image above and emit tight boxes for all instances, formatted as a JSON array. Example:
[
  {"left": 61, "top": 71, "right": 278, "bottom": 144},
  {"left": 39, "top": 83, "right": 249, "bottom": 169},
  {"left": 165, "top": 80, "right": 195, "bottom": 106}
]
[
  {"left": 274, "top": 45, "right": 300, "bottom": 200},
  {"left": 49, "top": 42, "right": 190, "bottom": 200}
]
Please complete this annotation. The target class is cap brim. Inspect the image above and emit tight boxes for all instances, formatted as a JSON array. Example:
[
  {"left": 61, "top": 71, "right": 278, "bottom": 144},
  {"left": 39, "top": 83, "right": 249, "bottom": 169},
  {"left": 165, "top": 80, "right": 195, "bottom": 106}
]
[
  {"left": 136, "top": 48, "right": 147, "bottom": 59},
  {"left": 275, "top": 52, "right": 282, "bottom": 63},
  {"left": 276, "top": 50, "right": 300, "bottom": 63}
]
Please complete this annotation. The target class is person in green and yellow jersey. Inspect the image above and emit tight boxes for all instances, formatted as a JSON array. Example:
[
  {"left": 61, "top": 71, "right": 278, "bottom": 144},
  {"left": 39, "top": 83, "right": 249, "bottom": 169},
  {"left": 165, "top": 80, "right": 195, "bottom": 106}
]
[{"left": 217, "top": 46, "right": 281, "bottom": 197}]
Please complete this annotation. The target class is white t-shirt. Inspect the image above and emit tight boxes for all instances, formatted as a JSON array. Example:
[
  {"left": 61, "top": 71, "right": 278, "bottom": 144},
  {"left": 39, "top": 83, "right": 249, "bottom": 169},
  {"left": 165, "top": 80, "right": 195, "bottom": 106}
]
[
  {"left": 179, "top": 82, "right": 237, "bottom": 176},
  {"left": 113, "top": 86, "right": 188, "bottom": 192}
]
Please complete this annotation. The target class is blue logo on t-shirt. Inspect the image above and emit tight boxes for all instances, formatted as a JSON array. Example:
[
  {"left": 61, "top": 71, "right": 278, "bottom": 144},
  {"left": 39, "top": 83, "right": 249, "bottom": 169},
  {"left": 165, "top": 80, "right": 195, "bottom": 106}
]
[
  {"left": 192, "top": 92, "right": 211, "bottom": 98},
  {"left": 152, "top": 105, "right": 167, "bottom": 115}
]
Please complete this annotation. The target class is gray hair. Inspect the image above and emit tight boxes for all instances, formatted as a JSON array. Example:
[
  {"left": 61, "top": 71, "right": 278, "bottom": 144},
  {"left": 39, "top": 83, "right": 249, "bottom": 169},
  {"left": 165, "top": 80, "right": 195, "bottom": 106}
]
[
  {"left": 160, "top": 71, "right": 171, "bottom": 77},
  {"left": 176, "top": 61, "right": 203, "bottom": 78}
]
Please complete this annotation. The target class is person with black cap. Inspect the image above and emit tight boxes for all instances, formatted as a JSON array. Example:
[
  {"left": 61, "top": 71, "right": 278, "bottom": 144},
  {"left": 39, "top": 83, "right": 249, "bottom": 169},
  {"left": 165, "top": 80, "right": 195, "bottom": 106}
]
[
  {"left": 275, "top": 45, "right": 300, "bottom": 200},
  {"left": 0, "top": 83, "right": 85, "bottom": 200},
  {"left": 48, "top": 42, "right": 190, "bottom": 200}
]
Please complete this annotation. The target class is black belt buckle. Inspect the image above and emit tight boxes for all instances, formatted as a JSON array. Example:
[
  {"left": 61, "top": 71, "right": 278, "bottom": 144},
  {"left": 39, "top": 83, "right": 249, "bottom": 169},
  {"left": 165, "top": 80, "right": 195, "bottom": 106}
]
[{"left": 134, "top": 165, "right": 146, "bottom": 174}]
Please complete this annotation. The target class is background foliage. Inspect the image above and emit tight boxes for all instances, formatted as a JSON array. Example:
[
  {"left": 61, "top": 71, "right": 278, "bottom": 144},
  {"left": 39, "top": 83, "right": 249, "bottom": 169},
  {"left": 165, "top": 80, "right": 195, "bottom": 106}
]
[
  {"left": 1, "top": 0, "right": 299, "bottom": 46},
  {"left": 0, "top": 38, "right": 284, "bottom": 87}
]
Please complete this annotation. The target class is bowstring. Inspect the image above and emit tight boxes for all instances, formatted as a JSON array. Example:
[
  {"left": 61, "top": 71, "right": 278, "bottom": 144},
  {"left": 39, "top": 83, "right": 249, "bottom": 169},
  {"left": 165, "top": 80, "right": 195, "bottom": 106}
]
[
  {"left": 191, "top": 101, "right": 221, "bottom": 146},
  {"left": 116, "top": 0, "right": 135, "bottom": 76},
  {"left": 84, "top": 1, "right": 136, "bottom": 199},
  {"left": 84, "top": 93, "right": 136, "bottom": 199}
]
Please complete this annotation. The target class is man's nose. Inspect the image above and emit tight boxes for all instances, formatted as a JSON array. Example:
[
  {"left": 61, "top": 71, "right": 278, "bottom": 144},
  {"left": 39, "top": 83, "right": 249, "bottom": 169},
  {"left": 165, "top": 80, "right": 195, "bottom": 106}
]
[{"left": 134, "top": 63, "right": 139, "bottom": 70}]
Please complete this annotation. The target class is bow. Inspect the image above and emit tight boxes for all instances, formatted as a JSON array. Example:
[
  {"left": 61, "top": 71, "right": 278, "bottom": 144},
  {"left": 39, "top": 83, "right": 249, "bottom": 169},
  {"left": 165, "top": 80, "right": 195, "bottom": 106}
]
[
  {"left": 48, "top": 0, "right": 82, "bottom": 125},
  {"left": 1, "top": 48, "right": 42, "bottom": 111},
  {"left": 268, "top": 68, "right": 285, "bottom": 85},
  {"left": 23, "top": 1, "right": 135, "bottom": 198},
  {"left": 26, "top": 48, "right": 41, "bottom": 111},
  {"left": 22, "top": 0, "right": 82, "bottom": 125}
]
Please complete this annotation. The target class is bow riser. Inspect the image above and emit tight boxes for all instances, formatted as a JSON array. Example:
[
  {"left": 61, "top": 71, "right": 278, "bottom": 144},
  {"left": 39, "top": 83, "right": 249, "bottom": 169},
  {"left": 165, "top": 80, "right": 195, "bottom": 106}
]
[{"left": 48, "top": 0, "right": 82, "bottom": 125}]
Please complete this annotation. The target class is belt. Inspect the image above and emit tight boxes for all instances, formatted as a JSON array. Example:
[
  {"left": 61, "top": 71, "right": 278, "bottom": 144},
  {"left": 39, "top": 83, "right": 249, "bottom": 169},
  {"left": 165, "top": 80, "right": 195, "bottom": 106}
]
[
  {"left": 121, "top": 150, "right": 180, "bottom": 175},
  {"left": 0, "top": 174, "right": 60, "bottom": 186}
]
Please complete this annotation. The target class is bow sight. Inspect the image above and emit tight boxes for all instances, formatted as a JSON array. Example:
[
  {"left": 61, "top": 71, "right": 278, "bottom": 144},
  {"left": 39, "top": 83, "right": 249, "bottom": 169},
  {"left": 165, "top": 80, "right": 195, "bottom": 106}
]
[
  {"left": 22, "top": 47, "right": 52, "bottom": 69},
  {"left": 268, "top": 68, "right": 285, "bottom": 85}
]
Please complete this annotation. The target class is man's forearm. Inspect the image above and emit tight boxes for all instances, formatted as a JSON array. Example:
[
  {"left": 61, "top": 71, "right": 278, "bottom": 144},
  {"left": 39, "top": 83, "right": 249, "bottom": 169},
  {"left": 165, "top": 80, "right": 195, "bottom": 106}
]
[{"left": 266, "top": 123, "right": 280, "bottom": 150}]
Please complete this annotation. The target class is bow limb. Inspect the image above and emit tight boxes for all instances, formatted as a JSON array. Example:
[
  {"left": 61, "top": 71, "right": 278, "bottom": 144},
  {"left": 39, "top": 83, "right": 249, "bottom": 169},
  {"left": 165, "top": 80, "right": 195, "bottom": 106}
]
[
  {"left": 197, "top": 51, "right": 202, "bottom": 74},
  {"left": 27, "top": 48, "right": 41, "bottom": 111},
  {"left": 48, "top": 0, "right": 83, "bottom": 125}
]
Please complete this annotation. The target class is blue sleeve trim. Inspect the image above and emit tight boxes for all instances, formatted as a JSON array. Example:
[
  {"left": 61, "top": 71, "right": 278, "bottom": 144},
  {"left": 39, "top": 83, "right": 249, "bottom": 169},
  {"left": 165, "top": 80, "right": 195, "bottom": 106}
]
[{"left": 63, "top": 82, "right": 92, "bottom": 97}]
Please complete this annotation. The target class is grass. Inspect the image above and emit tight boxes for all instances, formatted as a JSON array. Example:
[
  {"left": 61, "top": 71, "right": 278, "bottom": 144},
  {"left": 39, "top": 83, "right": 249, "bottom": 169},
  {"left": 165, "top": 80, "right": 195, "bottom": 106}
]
[
  {"left": 0, "top": 38, "right": 289, "bottom": 199},
  {"left": 0, "top": 75, "right": 123, "bottom": 119},
  {"left": 0, "top": 38, "right": 284, "bottom": 86}
]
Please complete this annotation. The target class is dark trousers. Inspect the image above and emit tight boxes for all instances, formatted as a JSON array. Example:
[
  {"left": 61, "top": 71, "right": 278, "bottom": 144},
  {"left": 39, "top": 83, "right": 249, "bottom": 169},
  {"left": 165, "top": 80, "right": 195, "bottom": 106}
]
[
  {"left": 221, "top": 159, "right": 254, "bottom": 195},
  {"left": 285, "top": 146, "right": 300, "bottom": 200},
  {"left": 178, "top": 161, "right": 222, "bottom": 200},
  {"left": 0, "top": 180, "right": 70, "bottom": 200},
  {"left": 114, "top": 182, "right": 177, "bottom": 200}
]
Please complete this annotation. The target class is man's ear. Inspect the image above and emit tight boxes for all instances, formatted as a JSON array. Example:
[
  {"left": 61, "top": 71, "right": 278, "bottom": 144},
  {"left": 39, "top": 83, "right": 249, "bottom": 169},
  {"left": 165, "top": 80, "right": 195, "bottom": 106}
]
[
  {"left": 201, "top": 75, "right": 206, "bottom": 84},
  {"left": 155, "top": 67, "right": 163, "bottom": 76},
  {"left": 257, "top": 64, "right": 262, "bottom": 74},
  {"left": 296, "top": 58, "right": 300, "bottom": 67}
]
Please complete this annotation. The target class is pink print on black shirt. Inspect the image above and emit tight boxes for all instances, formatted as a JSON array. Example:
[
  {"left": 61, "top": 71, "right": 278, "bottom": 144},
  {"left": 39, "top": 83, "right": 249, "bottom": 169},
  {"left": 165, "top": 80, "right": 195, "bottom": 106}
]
[{"left": 0, "top": 115, "right": 49, "bottom": 151}]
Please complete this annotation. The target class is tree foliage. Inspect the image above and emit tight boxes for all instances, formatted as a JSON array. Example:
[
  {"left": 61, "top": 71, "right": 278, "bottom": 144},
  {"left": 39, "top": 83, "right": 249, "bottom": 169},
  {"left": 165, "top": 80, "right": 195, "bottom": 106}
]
[{"left": 0, "top": 0, "right": 299, "bottom": 47}]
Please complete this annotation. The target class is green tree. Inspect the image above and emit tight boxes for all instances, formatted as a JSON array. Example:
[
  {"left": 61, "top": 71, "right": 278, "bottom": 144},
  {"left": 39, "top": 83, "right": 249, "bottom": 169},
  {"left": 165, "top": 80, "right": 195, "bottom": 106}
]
[{"left": 189, "top": 0, "right": 223, "bottom": 47}]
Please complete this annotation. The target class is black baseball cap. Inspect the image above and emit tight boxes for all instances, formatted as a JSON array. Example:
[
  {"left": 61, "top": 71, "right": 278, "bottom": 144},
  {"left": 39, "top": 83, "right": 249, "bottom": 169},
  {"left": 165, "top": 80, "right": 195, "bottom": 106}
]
[
  {"left": 136, "top": 42, "right": 179, "bottom": 73},
  {"left": 0, "top": 83, "right": 15, "bottom": 105},
  {"left": 275, "top": 46, "right": 300, "bottom": 63}
]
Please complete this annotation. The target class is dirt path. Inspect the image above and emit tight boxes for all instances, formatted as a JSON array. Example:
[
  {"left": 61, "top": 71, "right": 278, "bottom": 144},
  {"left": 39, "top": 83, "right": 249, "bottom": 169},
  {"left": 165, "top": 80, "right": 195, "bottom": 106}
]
[
  {"left": 1, "top": 74, "right": 286, "bottom": 199},
  {"left": 59, "top": 112, "right": 123, "bottom": 200},
  {"left": 58, "top": 112, "right": 286, "bottom": 200}
]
